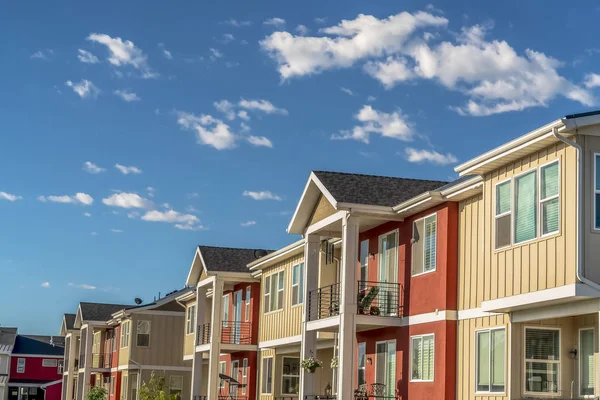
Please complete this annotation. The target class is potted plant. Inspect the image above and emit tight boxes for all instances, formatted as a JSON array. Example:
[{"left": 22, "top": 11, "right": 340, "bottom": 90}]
[
  {"left": 330, "top": 357, "right": 338, "bottom": 369},
  {"left": 301, "top": 353, "right": 323, "bottom": 373}
]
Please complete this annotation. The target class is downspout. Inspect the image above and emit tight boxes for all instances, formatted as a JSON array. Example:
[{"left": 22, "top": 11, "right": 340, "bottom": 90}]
[{"left": 552, "top": 127, "right": 600, "bottom": 291}]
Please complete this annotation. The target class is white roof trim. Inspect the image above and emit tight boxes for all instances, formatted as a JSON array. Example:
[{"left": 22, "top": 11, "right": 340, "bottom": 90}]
[
  {"left": 287, "top": 172, "right": 338, "bottom": 234},
  {"left": 248, "top": 240, "right": 304, "bottom": 271},
  {"left": 185, "top": 247, "right": 207, "bottom": 287}
]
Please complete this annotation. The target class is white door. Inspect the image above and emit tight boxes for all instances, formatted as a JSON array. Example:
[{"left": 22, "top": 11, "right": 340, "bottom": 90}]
[
  {"left": 378, "top": 231, "right": 398, "bottom": 315},
  {"left": 375, "top": 340, "right": 396, "bottom": 397}
]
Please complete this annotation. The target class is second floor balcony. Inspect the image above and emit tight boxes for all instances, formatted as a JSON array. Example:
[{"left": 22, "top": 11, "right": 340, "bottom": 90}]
[
  {"left": 90, "top": 353, "right": 112, "bottom": 369},
  {"left": 196, "top": 321, "right": 254, "bottom": 347}
]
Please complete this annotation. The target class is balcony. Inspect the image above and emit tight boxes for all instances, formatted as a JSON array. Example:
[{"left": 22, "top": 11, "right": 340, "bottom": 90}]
[
  {"left": 196, "top": 321, "right": 254, "bottom": 346},
  {"left": 197, "top": 323, "right": 211, "bottom": 345},
  {"left": 307, "top": 283, "right": 341, "bottom": 321},
  {"left": 193, "top": 397, "right": 248, "bottom": 400},
  {"left": 90, "top": 353, "right": 112, "bottom": 369}
]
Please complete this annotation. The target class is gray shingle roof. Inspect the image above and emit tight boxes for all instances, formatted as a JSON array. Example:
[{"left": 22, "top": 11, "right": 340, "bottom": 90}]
[
  {"left": 313, "top": 171, "right": 448, "bottom": 207},
  {"left": 64, "top": 313, "right": 76, "bottom": 330},
  {"left": 80, "top": 302, "right": 131, "bottom": 322},
  {"left": 13, "top": 335, "right": 65, "bottom": 355},
  {"left": 198, "top": 246, "right": 274, "bottom": 273}
]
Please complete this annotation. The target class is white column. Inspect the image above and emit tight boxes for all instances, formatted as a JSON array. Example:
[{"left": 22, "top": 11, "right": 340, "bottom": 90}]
[
  {"left": 65, "top": 333, "right": 79, "bottom": 400},
  {"left": 337, "top": 215, "right": 359, "bottom": 400},
  {"left": 300, "top": 234, "right": 320, "bottom": 399},
  {"left": 81, "top": 326, "right": 94, "bottom": 399},
  {"left": 191, "top": 287, "right": 207, "bottom": 399},
  {"left": 207, "top": 278, "right": 224, "bottom": 399}
]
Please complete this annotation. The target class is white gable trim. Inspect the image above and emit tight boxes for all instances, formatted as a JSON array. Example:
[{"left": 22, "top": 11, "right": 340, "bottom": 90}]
[{"left": 287, "top": 172, "right": 338, "bottom": 235}]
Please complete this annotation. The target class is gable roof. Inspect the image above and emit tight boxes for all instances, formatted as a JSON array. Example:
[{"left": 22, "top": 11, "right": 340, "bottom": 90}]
[
  {"left": 116, "top": 287, "right": 192, "bottom": 315},
  {"left": 12, "top": 335, "right": 64, "bottom": 356},
  {"left": 0, "top": 327, "right": 17, "bottom": 354},
  {"left": 64, "top": 314, "right": 76, "bottom": 330},
  {"left": 79, "top": 302, "right": 131, "bottom": 323}
]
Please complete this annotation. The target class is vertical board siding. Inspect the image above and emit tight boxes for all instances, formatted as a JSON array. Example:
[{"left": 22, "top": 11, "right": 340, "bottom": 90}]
[
  {"left": 129, "top": 313, "right": 187, "bottom": 366},
  {"left": 458, "top": 143, "right": 577, "bottom": 311},
  {"left": 308, "top": 195, "right": 336, "bottom": 226},
  {"left": 456, "top": 315, "right": 510, "bottom": 400}
]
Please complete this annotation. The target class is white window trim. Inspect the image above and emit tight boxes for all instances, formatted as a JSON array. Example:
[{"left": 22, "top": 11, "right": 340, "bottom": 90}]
[
  {"left": 579, "top": 327, "right": 595, "bottom": 398},
  {"left": 375, "top": 339, "right": 397, "bottom": 394},
  {"left": 261, "top": 356, "right": 273, "bottom": 395},
  {"left": 264, "top": 270, "right": 285, "bottom": 315},
  {"left": 186, "top": 304, "right": 196, "bottom": 336},
  {"left": 245, "top": 287, "right": 251, "bottom": 322},
  {"left": 281, "top": 356, "right": 300, "bottom": 395},
  {"left": 291, "top": 262, "right": 304, "bottom": 307},
  {"left": 230, "top": 360, "right": 239, "bottom": 394},
  {"left": 360, "top": 239, "right": 369, "bottom": 282},
  {"left": 539, "top": 160, "right": 561, "bottom": 238},
  {"left": 412, "top": 213, "right": 438, "bottom": 277},
  {"left": 594, "top": 153, "right": 600, "bottom": 232},
  {"left": 17, "top": 358, "right": 25, "bottom": 373},
  {"left": 378, "top": 229, "right": 399, "bottom": 283},
  {"left": 523, "top": 326, "right": 561, "bottom": 396},
  {"left": 136, "top": 320, "right": 151, "bottom": 347},
  {"left": 494, "top": 177, "right": 513, "bottom": 251},
  {"left": 474, "top": 327, "right": 506, "bottom": 395},
  {"left": 512, "top": 168, "right": 539, "bottom": 246},
  {"left": 242, "top": 358, "right": 248, "bottom": 395},
  {"left": 42, "top": 359, "right": 58, "bottom": 367},
  {"left": 409, "top": 334, "right": 435, "bottom": 382},
  {"left": 120, "top": 321, "right": 130, "bottom": 349},
  {"left": 223, "top": 294, "right": 230, "bottom": 327}
]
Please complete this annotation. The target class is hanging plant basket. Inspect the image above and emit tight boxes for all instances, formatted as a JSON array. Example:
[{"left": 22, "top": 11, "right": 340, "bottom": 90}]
[{"left": 301, "top": 354, "right": 323, "bottom": 373}]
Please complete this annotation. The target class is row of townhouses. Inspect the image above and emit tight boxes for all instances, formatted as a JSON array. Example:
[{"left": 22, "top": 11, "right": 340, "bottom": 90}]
[{"left": 61, "top": 110, "right": 600, "bottom": 400}]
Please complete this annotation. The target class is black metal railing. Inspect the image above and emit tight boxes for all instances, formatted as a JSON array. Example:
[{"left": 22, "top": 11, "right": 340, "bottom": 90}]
[
  {"left": 354, "top": 396, "right": 398, "bottom": 399},
  {"left": 275, "top": 397, "right": 299, "bottom": 400},
  {"left": 304, "top": 396, "right": 336, "bottom": 400},
  {"left": 357, "top": 281, "right": 403, "bottom": 317},
  {"left": 308, "top": 282, "right": 341, "bottom": 321},
  {"left": 193, "top": 397, "right": 248, "bottom": 400},
  {"left": 90, "top": 353, "right": 111, "bottom": 369},
  {"left": 221, "top": 321, "right": 252, "bottom": 344},
  {"left": 197, "top": 323, "right": 211, "bottom": 345}
]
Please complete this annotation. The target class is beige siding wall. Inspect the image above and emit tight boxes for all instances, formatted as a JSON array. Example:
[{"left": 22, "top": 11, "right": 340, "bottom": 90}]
[
  {"left": 183, "top": 301, "right": 196, "bottom": 357},
  {"left": 128, "top": 312, "right": 186, "bottom": 366},
  {"left": 458, "top": 142, "right": 578, "bottom": 311},
  {"left": 138, "top": 369, "right": 192, "bottom": 400},
  {"left": 580, "top": 132, "right": 600, "bottom": 284},
  {"left": 308, "top": 195, "right": 336, "bottom": 226},
  {"left": 457, "top": 314, "right": 511, "bottom": 400}
]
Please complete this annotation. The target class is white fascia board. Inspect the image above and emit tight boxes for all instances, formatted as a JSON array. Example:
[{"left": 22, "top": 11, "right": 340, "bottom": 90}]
[
  {"left": 336, "top": 203, "right": 395, "bottom": 216},
  {"left": 440, "top": 176, "right": 484, "bottom": 197},
  {"left": 197, "top": 275, "right": 216, "bottom": 289},
  {"left": 10, "top": 354, "right": 64, "bottom": 359},
  {"left": 512, "top": 298, "right": 600, "bottom": 323},
  {"left": 248, "top": 240, "right": 305, "bottom": 271},
  {"left": 288, "top": 173, "right": 337, "bottom": 234},
  {"left": 185, "top": 247, "right": 205, "bottom": 287},
  {"left": 305, "top": 210, "right": 347, "bottom": 236},
  {"left": 443, "top": 181, "right": 484, "bottom": 200},
  {"left": 457, "top": 308, "right": 504, "bottom": 320},
  {"left": 258, "top": 335, "right": 303, "bottom": 349},
  {"left": 562, "top": 114, "right": 600, "bottom": 131}
]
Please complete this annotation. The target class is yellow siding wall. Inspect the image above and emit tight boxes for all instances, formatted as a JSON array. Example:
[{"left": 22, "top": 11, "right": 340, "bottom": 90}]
[
  {"left": 308, "top": 195, "right": 336, "bottom": 226},
  {"left": 183, "top": 301, "right": 196, "bottom": 357},
  {"left": 458, "top": 143, "right": 577, "bottom": 311},
  {"left": 128, "top": 312, "right": 186, "bottom": 366},
  {"left": 118, "top": 320, "right": 131, "bottom": 366},
  {"left": 457, "top": 314, "right": 510, "bottom": 400}
]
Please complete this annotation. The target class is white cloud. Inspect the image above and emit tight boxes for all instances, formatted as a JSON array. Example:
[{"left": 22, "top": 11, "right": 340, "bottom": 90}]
[
  {"left": 127, "top": 211, "right": 140, "bottom": 219},
  {"left": 87, "top": 33, "right": 156, "bottom": 78},
  {"left": 31, "top": 49, "right": 53, "bottom": 60},
  {"left": 209, "top": 48, "right": 223, "bottom": 60},
  {"left": 65, "top": 79, "right": 99, "bottom": 99},
  {"left": 584, "top": 73, "right": 600, "bottom": 88},
  {"left": 367, "top": 95, "right": 377, "bottom": 102},
  {"left": 110, "top": 229, "right": 123, "bottom": 233},
  {"left": 146, "top": 186, "right": 155, "bottom": 198},
  {"left": 77, "top": 49, "right": 99, "bottom": 64},
  {"left": 0, "top": 192, "right": 22, "bottom": 201},
  {"left": 260, "top": 11, "right": 447, "bottom": 79},
  {"left": 38, "top": 193, "right": 93, "bottom": 205},
  {"left": 83, "top": 212, "right": 92, "bottom": 217},
  {"left": 225, "top": 19, "right": 252, "bottom": 27},
  {"left": 340, "top": 87, "right": 356, "bottom": 96},
  {"left": 264, "top": 17, "right": 286, "bottom": 27},
  {"left": 248, "top": 136, "right": 273, "bottom": 148},
  {"left": 241, "top": 220, "right": 256, "bottom": 227},
  {"left": 90, "top": 232, "right": 98, "bottom": 236},
  {"left": 314, "top": 17, "right": 327, "bottom": 24},
  {"left": 214, "top": 100, "right": 236, "bottom": 120},
  {"left": 404, "top": 147, "right": 458, "bottom": 165},
  {"left": 83, "top": 161, "right": 106, "bottom": 174},
  {"left": 332, "top": 105, "right": 413, "bottom": 143},
  {"left": 243, "top": 190, "right": 282, "bottom": 201},
  {"left": 158, "top": 43, "right": 173, "bottom": 60},
  {"left": 239, "top": 99, "right": 288, "bottom": 115},
  {"left": 115, "top": 164, "right": 143, "bottom": 174},
  {"left": 237, "top": 110, "right": 250, "bottom": 121},
  {"left": 176, "top": 111, "right": 237, "bottom": 150},
  {"left": 41, "top": 282, "right": 50, "bottom": 288},
  {"left": 222, "top": 33, "right": 235, "bottom": 43},
  {"left": 296, "top": 25, "right": 310, "bottom": 35},
  {"left": 425, "top": 4, "right": 445, "bottom": 14},
  {"left": 69, "top": 282, "right": 96, "bottom": 290},
  {"left": 141, "top": 209, "right": 204, "bottom": 230},
  {"left": 364, "top": 56, "right": 413, "bottom": 89},
  {"left": 240, "top": 122, "right": 251, "bottom": 133},
  {"left": 114, "top": 90, "right": 141, "bottom": 102},
  {"left": 102, "top": 192, "right": 152, "bottom": 209}
]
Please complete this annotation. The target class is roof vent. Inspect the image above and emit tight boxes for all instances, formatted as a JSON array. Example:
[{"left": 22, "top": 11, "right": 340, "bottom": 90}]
[{"left": 254, "top": 249, "right": 269, "bottom": 259}]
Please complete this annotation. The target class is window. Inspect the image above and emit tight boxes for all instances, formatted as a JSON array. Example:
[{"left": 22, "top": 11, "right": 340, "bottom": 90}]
[
  {"left": 17, "top": 358, "right": 25, "bottom": 373},
  {"left": 476, "top": 328, "right": 505, "bottom": 393},
  {"left": 264, "top": 271, "right": 284, "bottom": 313},
  {"left": 42, "top": 359, "right": 58, "bottom": 367},
  {"left": 514, "top": 171, "right": 537, "bottom": 244},
  {"left": 121, "top": 321, "right": 130, "bottom": 348},
  {"left": 281, "top": 357, "right": 300, "bottom": 395},
  {"left": 376, "top": 340, "right": 396, "bottom": 398},
  {"left": 130, "top": 374, "right": 138, "bottom": 400},
  {"left": 412, "top": 214, "right": 437, "bottom": 275},
  {"left": 112, "top": 328, "right": 118, "bottom": 352},
  {"left": 580, "top": 328, "right": 595, "bottom": 397},
  {"left": 524, "top": 328, "right": 559, "bottom": 394},
  {"left": 245, "top": 287, "right": 251, "bottom": 322},
  {"left": 169, "top": 376, "right": 183, "bottom": 399},
  {"left": 121, "top": 375, "right": 128, "bottom": 400},
  {"left": 242, "top": 358, "right": 248, "bottom": 395},
  {"left": 292, "top": 262, "right": 304, "bottom": 306},
  {"left": 223, "top": 295, "right": 230, "bottom": 327},
  {"left": 110, "top": 376, "right": 115, "bottom": 396},
  {"left": 136, "top": 321, "right": 151, "bottom": 347},
  {"left": 411, "top": 334, "right": 434, "bottom": 382},
  {"left": 219, "top": 362, "right": 227, "bottom": 389},
  {"left": 261, "top": 357, "right": 273, "bottom": 394},
  {"left": 360, "top": 240, "right": 369, "bottom": 282},
  {"left": 378, "top": 231, "right": 398, "bottom": 282},
  {"left": 358, "top": 342, "right": 366, "bottom": 386},
  {"left": 58, "top": 360, "right": 64, "bottom": 374},
  {"left": 540, "top": 162, "right": 559, "bottom": 235},
  {"left": 230, "top": 361, "right": 239, "bottom": 395},
  {"left": 186, "top": 305, "right": 196, "bottom": 335}
]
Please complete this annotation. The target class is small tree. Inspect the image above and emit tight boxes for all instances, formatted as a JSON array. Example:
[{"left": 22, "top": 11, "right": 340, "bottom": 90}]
[
  {"left": 138, "top": 371, "right": 178, "bottom": 400},
  {"left": 87, "top": 386, "right": 107, "bottom": 400}
]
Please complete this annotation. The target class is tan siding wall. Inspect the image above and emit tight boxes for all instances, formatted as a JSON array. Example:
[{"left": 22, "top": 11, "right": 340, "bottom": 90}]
[
  {"left": 458, "top": 143, "right": 577, "bottom": 311},
  {"left": 581, "top": 133, "right": 600, "bottom": 284},
  {"left": 308, "top": 195, "right": 336, "bottom": 226},
  {"left": 118, "top": 320, "right": 131, "bottom": 367},
  {"left": 138, "top": 369, "right": 192, "bottom": 400},
  {"left": 457, "top": 314, "right": 510, "bottom": 400},
  {"left": 128, "top": 313, "right": 186, "bottom": 366}
]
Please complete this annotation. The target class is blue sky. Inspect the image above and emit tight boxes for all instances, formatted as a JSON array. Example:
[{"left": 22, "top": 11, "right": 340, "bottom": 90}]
[{"left": 2, "top": 0, "right": 600, "bottom": 334}]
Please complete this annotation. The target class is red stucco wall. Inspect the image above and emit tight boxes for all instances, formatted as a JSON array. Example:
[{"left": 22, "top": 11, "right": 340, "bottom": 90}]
[
  {"left": 44, "top": 381, "right": 62, "bottom": 400},
  {"left": 10, "top": 356, "right": 64, "bottom": 382},
  {"left": 219, "top": 351, "right": 258, "bottom": 400}
]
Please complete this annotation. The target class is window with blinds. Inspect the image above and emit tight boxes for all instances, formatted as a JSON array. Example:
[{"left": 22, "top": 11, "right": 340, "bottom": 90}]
[
  {"left": 476, "top": 328, "right": 505, "bottom": 393},
  {"left": 410, "top": 334, "right": 434, "bottom": 382},
  {"left": 524, "top": 328, "right": 560, "bottom": 394},
  {"left": 358, "top": 342, "right": 366, "bottom": 386},
  {"left": 580, "top": 329, "right": 595, "bottom": 397},
  {"left": 376, "top": 340, "right": 397, "bottom": 397},
  {"left": 540, "top": 162, "right": 559, "bottom": 235},
  {"left": 412, "top": 214, "right": 437, "bottom": 276},
  {"left": 378, "top": 231, "right": 398, "bottom": 282},
  {"left": 264, "top": 270, "right": 285, "bottom": 313},
  {"left": 515, "top": 171, "right": 537, "bottom": 243}
]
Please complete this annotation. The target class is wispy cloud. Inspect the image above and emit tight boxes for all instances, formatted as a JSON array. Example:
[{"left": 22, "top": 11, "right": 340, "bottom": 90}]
[
  {"left": 146, "top": 187, "right": 155, "bottom": 198},
  {"left": 158, "top": 43, "right": 172, "bottom": 60},
  {"left": 243, "top": 190, "right": 282, "bottom": 201},
  {"left": 241, "top": 220, "right": 256, "bottom": 227},
  {"left": 86, "top": 33, "right": 157, "bottom": 79},
  {"left": 264, "top": 17, "right": 286, "bottom": 27},
  {"left": 115, "top": 164, "right": 142, "bottom": 174},
  {"left": 403, "top": 148, "right": 458, "bottom": 165},
  {"left": 41, "top": 282, "right": 50, "bottom": 288},
  {"left": 296, "top": 25, "right": 310, "bottom": 35},
  {"left": 83, "top": 161, "right": 106, "bottom": 174},
  {"left": 238, "top": 99, "right": 288, "bottom": 115},
  {"left": 340, "top": 87, "right": 356, "bottom": 96},
  {"left": 114, "top": 90, "right": 141, "bottom": 102},
  {"left": 38, "top": 193, "right": 93, "bottom": 205},
  {"left": 176, "top": 111, "right": 237, "bottom": 150},
  {"left": 65, "top": 79, "right": 99, "bottom": 99},
  {"left": 31, "top": 49, "right": 54, "bottom": 60},
  {"left": 68, "top": 282, "right": 97, "bottom": 290},
  {"left": 110, "top": 229, "right": 123, "bottom": 233},
  {"left": 247, "top": 136, "right": 273, "bottom": 148},
  {"left": 224, "top": 19, "right": 252, "bottom": 27},
  {"left": 83, "top": 212, "right": 92, "bottom": 217},
  {"left": 141, "top": 209, "right": 204, "bottom": 231},
  {"left": 77, "top": 49, "right": 99, "bottom": 64},
  {"left": 0, "top": 192, "right": 22, "bottom": 202},
  {"left": 102, "top": 192, "right": 152, "bottom": 209}
]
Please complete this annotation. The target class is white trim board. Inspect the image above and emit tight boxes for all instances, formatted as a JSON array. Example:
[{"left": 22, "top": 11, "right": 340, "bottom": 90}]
[
  {"left": 457, "top": 308, "right": 504, "bottom": 321},
  {"left": 10, "top": 354, "right": 64, "bottom": 359},
  {"left": 512, "top": 298, "right": 600, "bottom": 323},
  {"left": 258, "top": 335, "right": 302, "bottom": 349}
]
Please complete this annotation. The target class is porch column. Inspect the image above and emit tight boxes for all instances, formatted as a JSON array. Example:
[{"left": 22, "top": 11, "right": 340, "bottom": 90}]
[
  {"left": 300, "top": 234, "right": 320, "bottom": 399},
  {"left": 191, "top": 286, "right": 207, "bottom": 399},
  {"left": 81, "top": 326, "right": 93, "bottom": 399},
  {"left": 64, "top": 333, "right": 78, "bottom": 400},
  {"left": 207, "top": 277, "right": 224, "bottom": 399},
  {"left": 337, "top": 215, "right": 359, "bottom": 400}
]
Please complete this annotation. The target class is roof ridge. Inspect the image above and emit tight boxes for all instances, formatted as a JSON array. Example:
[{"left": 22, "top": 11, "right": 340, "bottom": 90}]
[
  {"left": 313, "top": 170, "right": 448, "bottom": 184},
  {"left": 80, "top": 302, "right": 131, "bottom": 307},
  {"left": 198, "top": 245, "right": 274, "bottom": 251}
]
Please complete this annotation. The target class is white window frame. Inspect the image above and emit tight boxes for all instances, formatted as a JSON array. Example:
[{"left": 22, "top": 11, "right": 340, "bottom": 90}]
[
  {"left": 474, "top": 327, "right": 506, "bottom": 394},
  {"left": 242, "top": 358, "right": 248, "bottom": 395},
  {"left": 112, "top": 328, "right": 118, "bottom": 352},
  {"left": 42, "top": 359, "right": 58, "bottom": 367},
  {"left": 291, "top": 262, "right": 304, "bottom": 306},
  {"left": 120, "top": 321, "right": 130, "bottom": 348},
  {"left": 512, "top": 168, "right": 538, "bottom": 246},
  {"left": 169, "top": 375, "right": 183, "bottom": 398},
  {"left": 374, "top": 339, "right": 397, "bottom": 396},
  {"left": 186, "top": 304, "right": 196, "bottom": 335},
  {"left": 245, "top": 287, "right": 251, "bottom": 322},
  {"left": 594, "top": 153, "right": 600, "bottom": 231},
  {"left": 412, "top": 213, "right": 438, "bottom": 277},
  {"left": 264, "top": 271, "right": 284, "bottom": 314},
  {"left": 17, "top": 358, "right": 25, "bottom": 373},
  {"left": 261, "top": 356, "right": 273, "bottom": 394},
  {"left": 360, "top": 239, "right": 369, "bottom": 282},
  {"left": 539, "top": 160, "right": 560, "bottom": 238},
  {"left": 523, "top": 326, "right": 561, "bottom": 396},
  {"left": 223, "top": 294, "right": 230, "bottom": 327},
  {"left": 121, "top": 375, "right": 128, "bottom": 400},
  {"left": 58, "top": 360, "right": 64, "bottom": 374},
  {"left": 281, "top": 356, "right": 300, "bottom": 395},
  {"left": 494, "top": 178, "right": 513, "bottom": 251},
  {"left": 378, "top": 229, "right": 399, "bottom": 283},
  {"left": 579, "top": 327, "right": 595, "bottom": 398},
  {"left": 409, "top": 334, "right": 434, "bottom": 382},
  {"left": 230, "top": 360, "right": 239, "bottom": 395},
  {"left": 136, "top": 320, "right": 151, "bottom": 347}
]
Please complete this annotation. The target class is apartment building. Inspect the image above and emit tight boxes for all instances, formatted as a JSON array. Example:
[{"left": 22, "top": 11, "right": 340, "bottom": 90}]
[
  {"left": 182, "top": 246, "right": 269, "bottom": 400},
  {"left": 0, "top": 328, "right": 18, "bottom": 400},
  {"left": 452, "top": 111, "right": 600, "bottom": 399}
]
